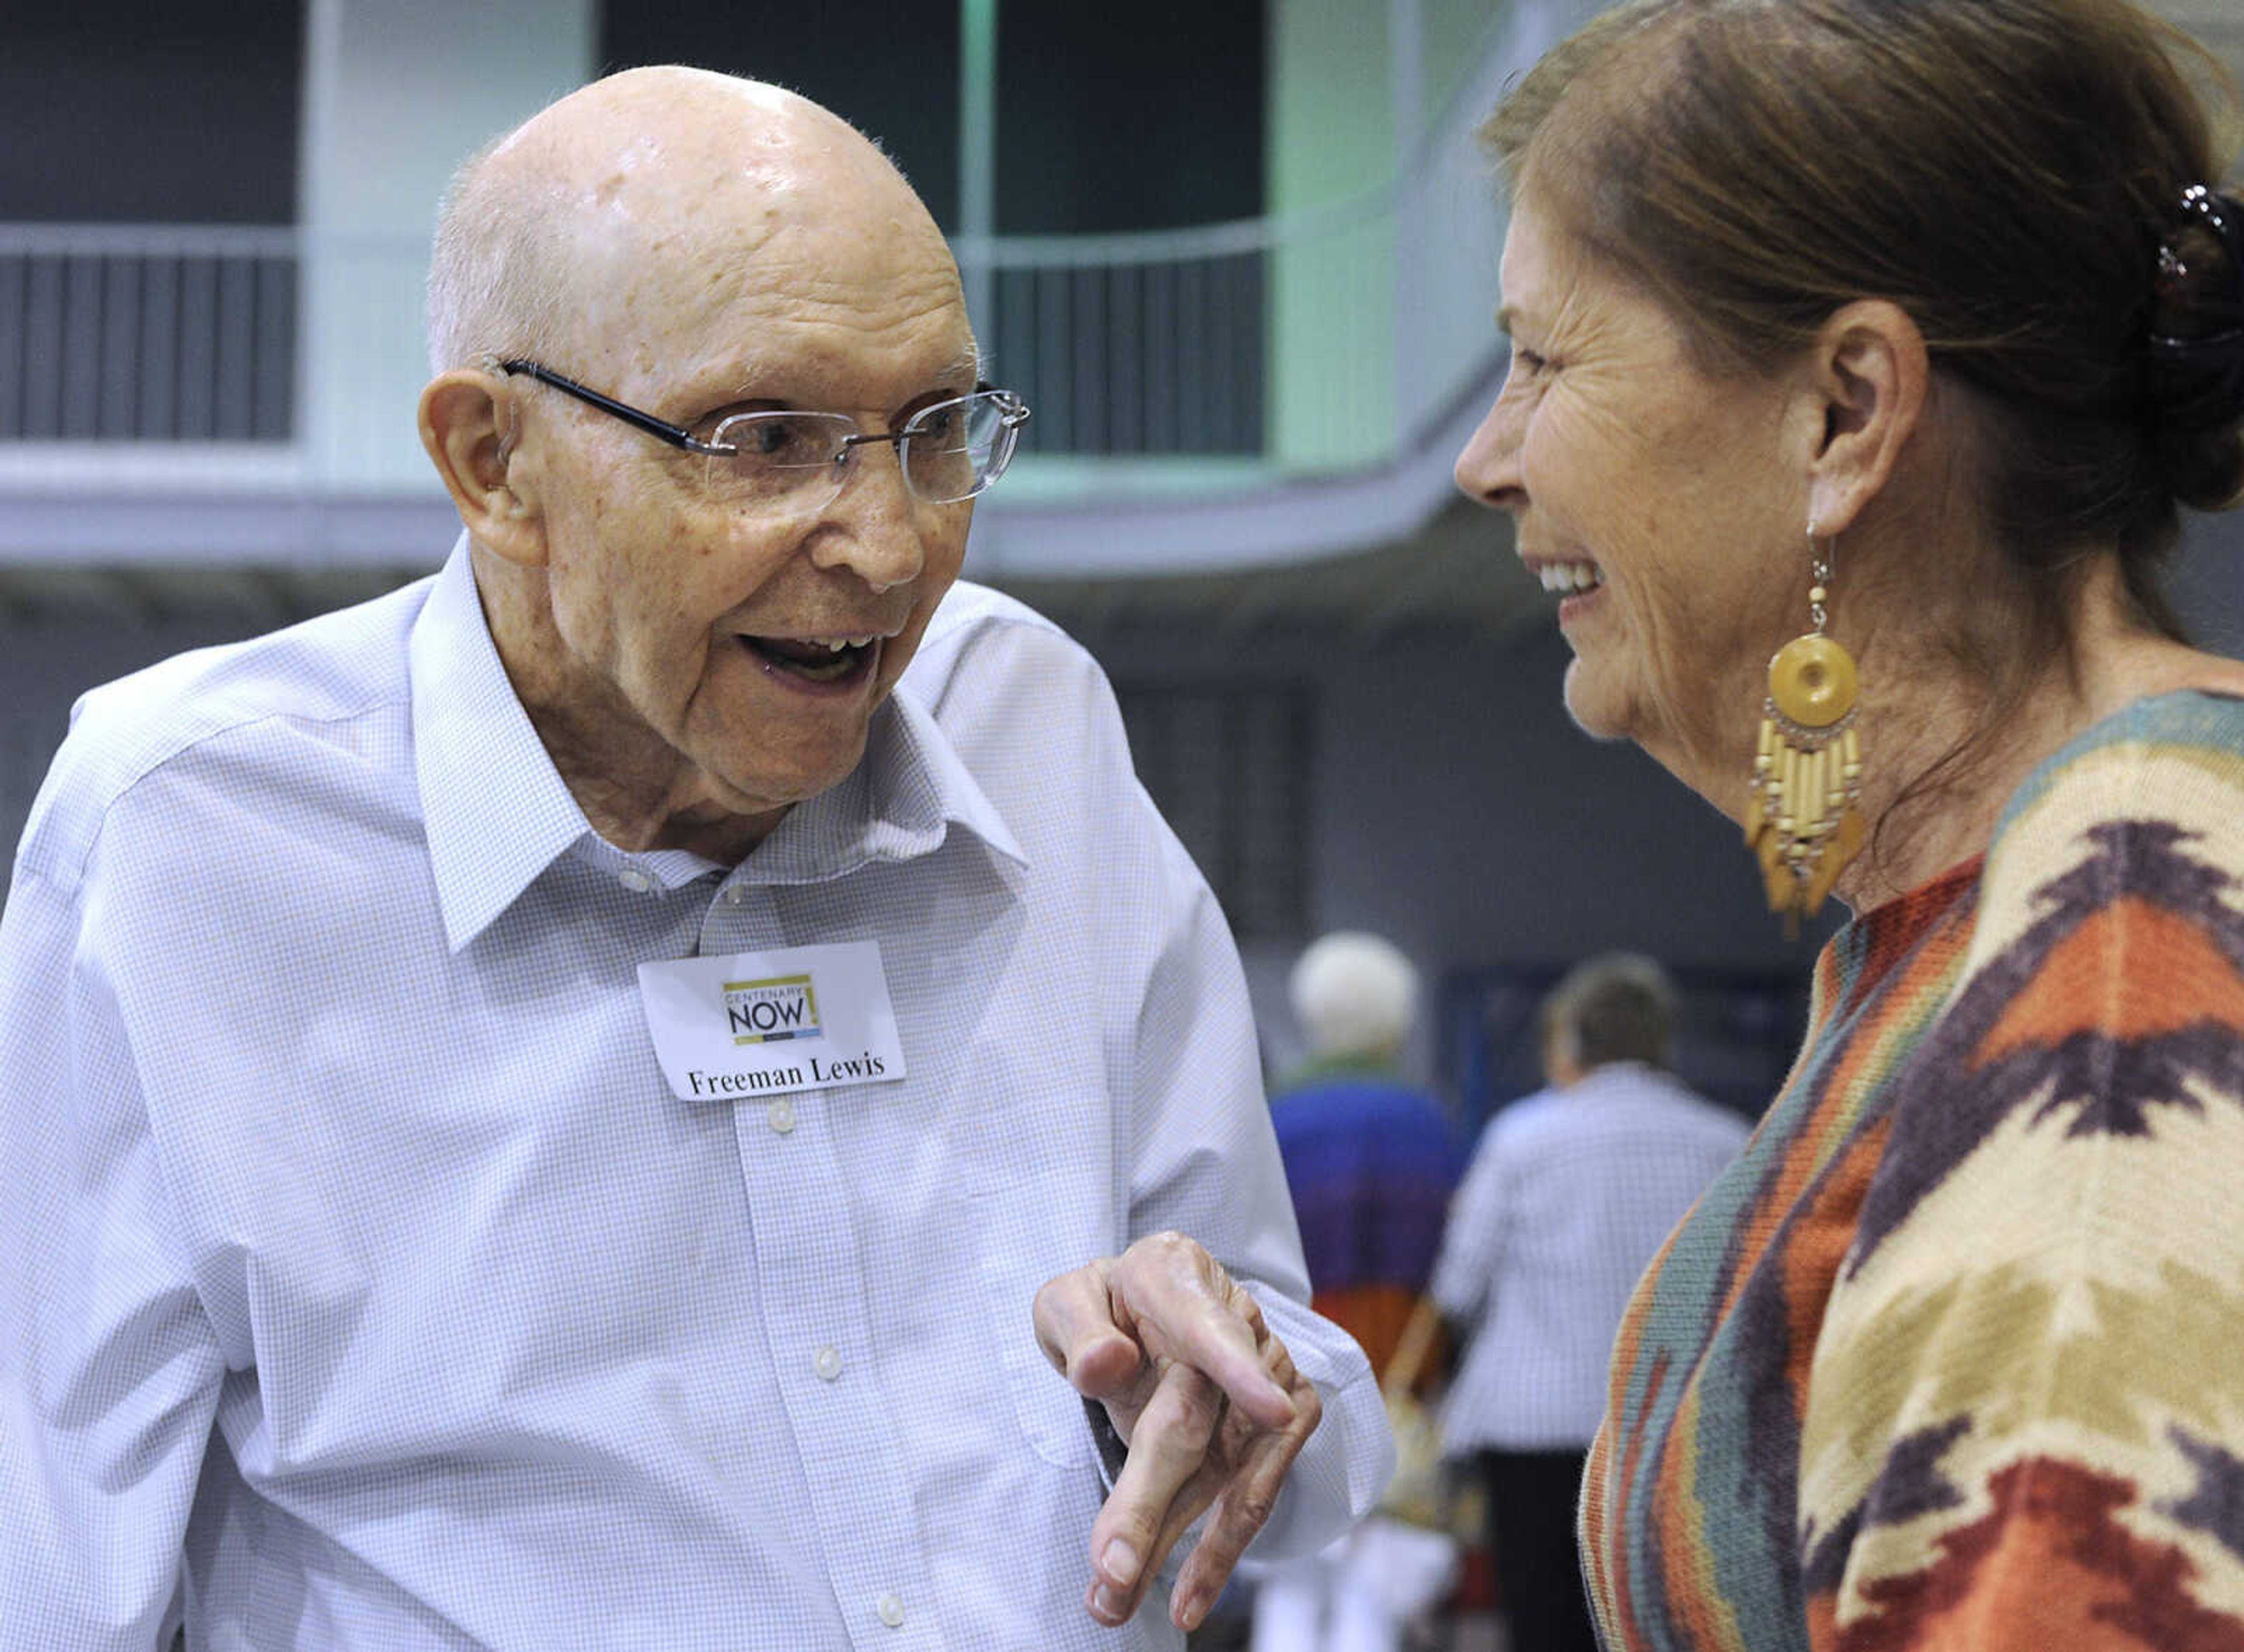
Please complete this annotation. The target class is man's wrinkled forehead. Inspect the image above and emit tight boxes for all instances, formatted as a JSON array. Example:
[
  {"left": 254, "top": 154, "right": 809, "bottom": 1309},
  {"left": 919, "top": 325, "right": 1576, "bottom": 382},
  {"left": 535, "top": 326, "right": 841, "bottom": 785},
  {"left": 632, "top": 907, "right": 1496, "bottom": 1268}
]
[
  {"left": 532, "top": 89, "right": 823, "bottom": 255},
  {"left": 514, "top": 71, "right": 967, "bottom": 385}
]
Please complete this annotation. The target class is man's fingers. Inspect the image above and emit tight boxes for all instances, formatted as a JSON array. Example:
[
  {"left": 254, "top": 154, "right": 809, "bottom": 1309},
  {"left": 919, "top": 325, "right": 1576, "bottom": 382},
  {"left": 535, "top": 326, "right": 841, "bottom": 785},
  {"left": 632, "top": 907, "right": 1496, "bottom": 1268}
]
[
  {"left": 1135, "top": 1277, "right": 1294, "bottom": 1430},
  {"left": 1168, "top": 1379, "right": 1323, "bottom": 1633},
  {"left": 1031, "top": 1264, "right": 1142, "bottom": 1399},
  {"left": 1085, "top": 1362, "right": 1224, "bottom": 1625},
  {"left": 1191, "top": 1313, "right": 1296, "bottom": 1430},
  {"left": 1046, "top": 1236, "right": 1334, "bottom": 1632}
]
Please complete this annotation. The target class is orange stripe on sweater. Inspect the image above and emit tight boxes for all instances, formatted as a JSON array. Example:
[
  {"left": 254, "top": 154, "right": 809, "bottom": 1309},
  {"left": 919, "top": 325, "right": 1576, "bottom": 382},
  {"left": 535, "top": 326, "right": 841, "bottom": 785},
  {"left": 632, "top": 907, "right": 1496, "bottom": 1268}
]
[
  {"left": 1778, "top": 1116, "right": 1892, "bottom": 1425},
  {"left": 1973, "top": 898, "right": 2244, "bottom": 1064},
  {"left": 1826, "top": 1456, "right": 2244, "bottom": 1652},
  {"left": 1709, "top": 905, "right": 1975, "bottom": 1333}
]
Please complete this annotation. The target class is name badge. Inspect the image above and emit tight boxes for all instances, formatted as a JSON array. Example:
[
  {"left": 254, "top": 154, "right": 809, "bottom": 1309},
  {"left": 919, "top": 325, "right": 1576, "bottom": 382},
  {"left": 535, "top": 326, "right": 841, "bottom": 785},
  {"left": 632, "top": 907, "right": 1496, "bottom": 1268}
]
[{"left": 638, "top": 940, "right": 906, "bottom": 1102}]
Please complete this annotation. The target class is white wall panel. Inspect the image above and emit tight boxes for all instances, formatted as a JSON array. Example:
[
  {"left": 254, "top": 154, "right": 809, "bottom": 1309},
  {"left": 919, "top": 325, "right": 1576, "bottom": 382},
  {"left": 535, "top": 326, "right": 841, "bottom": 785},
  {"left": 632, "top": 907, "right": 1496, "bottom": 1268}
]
[{"left": 297, "top": 0, "right": 594, "bottom": 493}]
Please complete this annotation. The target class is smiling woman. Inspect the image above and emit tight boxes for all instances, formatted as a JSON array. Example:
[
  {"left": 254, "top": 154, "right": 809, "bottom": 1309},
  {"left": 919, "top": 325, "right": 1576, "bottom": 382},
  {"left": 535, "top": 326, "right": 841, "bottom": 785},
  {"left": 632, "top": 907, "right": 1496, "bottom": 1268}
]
[
  {"left": 1449, "top": 1, "right": 2244, "bottom": 1650},
  {"left": 1466, "top": 189, "right": 1806, "bottom": 794}
]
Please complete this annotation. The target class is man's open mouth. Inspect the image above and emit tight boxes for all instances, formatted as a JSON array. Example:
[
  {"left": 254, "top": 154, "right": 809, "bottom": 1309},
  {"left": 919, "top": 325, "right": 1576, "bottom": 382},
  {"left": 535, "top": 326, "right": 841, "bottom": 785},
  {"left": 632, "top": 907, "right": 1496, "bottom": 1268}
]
[{"left": 740, "top": 633, "right": 881, "bottom": 683}]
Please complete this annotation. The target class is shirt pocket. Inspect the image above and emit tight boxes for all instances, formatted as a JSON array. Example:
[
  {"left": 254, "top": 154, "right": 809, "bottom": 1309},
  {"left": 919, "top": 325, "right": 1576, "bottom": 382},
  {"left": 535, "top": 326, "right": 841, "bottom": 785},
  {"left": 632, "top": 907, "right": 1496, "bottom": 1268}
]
[
  {"left": 950, "top": 1083, "right": 1118, "bottom": 1472},
  {"left": 965, "top": 1184, "right": 1102, "bottom": 1470}
]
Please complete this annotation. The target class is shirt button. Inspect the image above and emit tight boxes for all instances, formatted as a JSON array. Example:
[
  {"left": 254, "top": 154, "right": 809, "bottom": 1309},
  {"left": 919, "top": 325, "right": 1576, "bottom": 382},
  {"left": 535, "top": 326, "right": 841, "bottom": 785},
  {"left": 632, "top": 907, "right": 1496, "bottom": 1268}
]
[
  {"left": 876, "top": 1593, "right": 906, "bottom": 1629},
  {"left": 617, "top": 868, "right": 653, "bottom": 893},
  {"left": 814, "top": 1346, "right": 843, "bottom": 1382},
  {"left": 767, "top": 1099, "right": 796, "bottom": 1135},
  {"left": 723, "top": 885, "right": 746, "bottom": 906}
]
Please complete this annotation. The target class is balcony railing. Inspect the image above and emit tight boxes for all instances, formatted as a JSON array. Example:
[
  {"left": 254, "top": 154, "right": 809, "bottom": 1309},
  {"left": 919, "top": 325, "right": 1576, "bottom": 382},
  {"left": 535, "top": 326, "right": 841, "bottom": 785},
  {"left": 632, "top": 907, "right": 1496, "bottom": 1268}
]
[
  {"left": 986, "top": 249, "right": 1266, "bottom": 458},
  {"left": 0, "top": 0, "right": 1585, "bottom": 573},
  {"left": 0, "top": 223, "right": 296, "bottom": 443},
  {"left": 0, "top": 14, "right": 1530, "bottom": 473}
]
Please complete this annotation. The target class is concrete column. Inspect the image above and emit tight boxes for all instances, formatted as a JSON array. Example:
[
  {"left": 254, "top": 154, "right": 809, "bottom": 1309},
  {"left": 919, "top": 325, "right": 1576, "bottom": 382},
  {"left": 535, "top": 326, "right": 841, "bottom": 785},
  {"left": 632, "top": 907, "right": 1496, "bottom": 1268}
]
[
  {"left": 1265, "top": 0, "right": 1395, "bottom": 475},
  {"left": 957, "top": 0, "right": 999, "bottom": 349},
  {"left": 297, "top": 0, "right": 594, "bottom": 497}
]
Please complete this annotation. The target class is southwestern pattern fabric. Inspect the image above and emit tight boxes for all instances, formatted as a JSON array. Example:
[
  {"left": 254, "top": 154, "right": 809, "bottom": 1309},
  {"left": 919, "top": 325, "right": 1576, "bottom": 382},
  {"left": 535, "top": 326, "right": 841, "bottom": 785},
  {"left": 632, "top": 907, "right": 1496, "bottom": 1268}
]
[{"left": 1581, "top": 691, "right": 2244, "bottom": 1652}]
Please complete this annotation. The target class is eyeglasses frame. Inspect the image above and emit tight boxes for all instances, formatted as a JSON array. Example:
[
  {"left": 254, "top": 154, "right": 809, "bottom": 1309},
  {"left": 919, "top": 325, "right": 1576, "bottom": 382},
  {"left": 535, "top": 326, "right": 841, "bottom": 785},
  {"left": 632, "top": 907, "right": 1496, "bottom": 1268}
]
[{"left": 495, "top": 359, "right": 1030, "bottom": 501}]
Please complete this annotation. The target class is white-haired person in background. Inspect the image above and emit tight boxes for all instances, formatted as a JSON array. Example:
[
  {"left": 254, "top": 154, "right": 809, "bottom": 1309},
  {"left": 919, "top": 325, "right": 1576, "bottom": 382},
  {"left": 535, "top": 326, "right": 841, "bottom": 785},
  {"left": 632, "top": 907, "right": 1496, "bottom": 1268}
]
[
  {"left": 1428, "top": 955, "right": 1748, "bottom": 1652},
  {"left": 1250, "top": 931, "right": 1467, "bottom": 1652}
]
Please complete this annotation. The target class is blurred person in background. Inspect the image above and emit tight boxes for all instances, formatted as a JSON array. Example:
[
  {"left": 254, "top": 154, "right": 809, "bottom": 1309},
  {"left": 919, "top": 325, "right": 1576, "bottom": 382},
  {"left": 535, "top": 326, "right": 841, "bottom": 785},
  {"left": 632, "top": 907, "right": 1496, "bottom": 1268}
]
[
  {"left": 1428, "top": 955, "right": 1747, "bottom": 1652},
  {"left": 1251, "top": 931, "right": 1466, "bottom": 1652},
  {"left": 1450, "top": 0, "right": 2244, "bottom": 1646}
]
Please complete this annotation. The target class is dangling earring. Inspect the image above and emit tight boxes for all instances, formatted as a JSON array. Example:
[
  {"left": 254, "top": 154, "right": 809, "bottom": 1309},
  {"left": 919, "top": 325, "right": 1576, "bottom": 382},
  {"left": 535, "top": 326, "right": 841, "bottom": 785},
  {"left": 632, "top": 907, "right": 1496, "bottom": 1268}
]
[{"left": 1744, "top": 524, "right": 1865, "bottom": 933}]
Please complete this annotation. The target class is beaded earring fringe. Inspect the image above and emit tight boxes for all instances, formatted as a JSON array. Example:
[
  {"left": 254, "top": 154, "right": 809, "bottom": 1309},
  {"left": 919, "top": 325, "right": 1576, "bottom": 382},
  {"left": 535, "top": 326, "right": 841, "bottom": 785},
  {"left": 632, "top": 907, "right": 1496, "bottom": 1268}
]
[{"left": 1744, "top": 533, "right": 1865, "bottom": 933}]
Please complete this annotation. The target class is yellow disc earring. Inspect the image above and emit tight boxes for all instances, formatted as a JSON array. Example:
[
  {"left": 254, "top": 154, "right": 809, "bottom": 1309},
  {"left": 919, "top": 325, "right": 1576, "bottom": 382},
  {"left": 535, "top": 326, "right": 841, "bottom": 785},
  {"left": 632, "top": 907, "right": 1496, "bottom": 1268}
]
[{"left": 1743, "top": 525, "right": 1866, "bottom": 931}]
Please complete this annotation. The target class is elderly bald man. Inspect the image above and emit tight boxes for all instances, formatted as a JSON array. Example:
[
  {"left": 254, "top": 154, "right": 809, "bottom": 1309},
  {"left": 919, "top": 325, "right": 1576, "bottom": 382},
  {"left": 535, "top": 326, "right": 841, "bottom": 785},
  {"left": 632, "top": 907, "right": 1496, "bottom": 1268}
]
[{"left": 0, "top": 67, "right": 1388, "bottom": 1650}]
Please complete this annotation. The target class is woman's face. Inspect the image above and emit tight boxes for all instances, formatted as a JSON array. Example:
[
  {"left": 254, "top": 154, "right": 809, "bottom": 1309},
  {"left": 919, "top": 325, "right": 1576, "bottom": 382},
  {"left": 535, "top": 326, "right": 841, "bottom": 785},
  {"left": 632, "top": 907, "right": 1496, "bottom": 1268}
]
[{"left": 1455, "top": 186, "right": 1810, "bottom": 777}]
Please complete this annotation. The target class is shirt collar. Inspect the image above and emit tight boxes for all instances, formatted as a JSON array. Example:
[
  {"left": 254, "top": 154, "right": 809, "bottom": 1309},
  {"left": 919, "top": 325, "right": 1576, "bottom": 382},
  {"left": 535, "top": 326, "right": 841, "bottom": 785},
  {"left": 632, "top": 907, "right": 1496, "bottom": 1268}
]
[
  {"left": 412, "top": 538, "right": 598, "bottom": 953},
  {"left": 1271, "top": 1052, "right": 1401, "bottom": 1096},
  {"left": 741, "top": 674, "right": 1027, "bottom": 885},
  {"left": 1568, "top": 1061, "right": 1672, "bottom": 1098},
  {"left": 411, "top": 539, "right": 1027, "bottom": 950}
]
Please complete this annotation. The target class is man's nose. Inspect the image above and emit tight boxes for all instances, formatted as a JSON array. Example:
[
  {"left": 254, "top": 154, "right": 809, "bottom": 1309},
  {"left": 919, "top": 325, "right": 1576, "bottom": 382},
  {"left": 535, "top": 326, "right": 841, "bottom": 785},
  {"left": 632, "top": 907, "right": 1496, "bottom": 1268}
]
[{"left": 808, "top": 443, "right": 930, "bottom": 592}]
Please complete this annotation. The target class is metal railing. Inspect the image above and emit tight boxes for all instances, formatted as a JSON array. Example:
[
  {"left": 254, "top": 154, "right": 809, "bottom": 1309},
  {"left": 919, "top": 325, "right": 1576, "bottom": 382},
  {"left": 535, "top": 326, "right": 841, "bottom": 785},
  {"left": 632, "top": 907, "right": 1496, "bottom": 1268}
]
[
  {"left": 0, "top": 0, "right": 1574, "bottom": 494},
  {"left": 955, "top": 185, "right": 1397, "bottom": 470},
  {"left": 985, "top": 251, "right": 1266, "bottom": 457},
  {"left": 0, "top": 224, "right": 297, "bottom": 443}
]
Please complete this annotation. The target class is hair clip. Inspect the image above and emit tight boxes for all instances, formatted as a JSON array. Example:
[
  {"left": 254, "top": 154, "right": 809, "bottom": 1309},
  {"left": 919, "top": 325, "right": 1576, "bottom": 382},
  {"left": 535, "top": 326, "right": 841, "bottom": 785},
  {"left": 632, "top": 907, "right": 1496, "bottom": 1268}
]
[{"left": 2147, "top": 184, "right": 2244, "bottom": 428}]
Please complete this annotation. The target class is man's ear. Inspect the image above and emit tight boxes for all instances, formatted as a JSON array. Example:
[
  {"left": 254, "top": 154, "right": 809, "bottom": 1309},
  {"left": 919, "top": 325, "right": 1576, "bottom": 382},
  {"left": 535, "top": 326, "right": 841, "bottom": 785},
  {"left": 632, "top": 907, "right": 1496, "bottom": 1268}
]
[
  {"left": 418, "top": 369, "right": 548, "bottom": 567},
  {"left": 1801, "top": 299, "right": 1928, "bottom": 538}
]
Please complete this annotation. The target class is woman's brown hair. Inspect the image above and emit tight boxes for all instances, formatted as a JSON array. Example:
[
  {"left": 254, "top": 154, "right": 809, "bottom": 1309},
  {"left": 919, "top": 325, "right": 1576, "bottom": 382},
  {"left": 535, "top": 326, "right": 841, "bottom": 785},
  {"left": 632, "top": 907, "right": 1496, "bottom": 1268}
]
[{"left": 1485, "top": 0, "right": 2244, "bottom": 638}]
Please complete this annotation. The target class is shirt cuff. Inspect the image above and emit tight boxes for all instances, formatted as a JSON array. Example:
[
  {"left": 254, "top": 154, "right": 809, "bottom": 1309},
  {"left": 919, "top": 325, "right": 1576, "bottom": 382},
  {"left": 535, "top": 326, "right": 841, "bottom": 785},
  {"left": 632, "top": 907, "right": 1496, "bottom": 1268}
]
[{"left": 1083, "top": 1397, "right": 1130, "bottom": 1490}]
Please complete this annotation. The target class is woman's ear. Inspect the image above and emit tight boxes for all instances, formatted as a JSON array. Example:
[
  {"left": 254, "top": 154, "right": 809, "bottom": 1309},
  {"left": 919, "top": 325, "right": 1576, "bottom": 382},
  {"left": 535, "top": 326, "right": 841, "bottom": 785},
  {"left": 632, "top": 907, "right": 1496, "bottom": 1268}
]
[
  {"left": 418, "top": 369, "right": 548, "bottom": 567},
  {"left": 1802, "top": 299, "right": 1928, "bottom": 538}
]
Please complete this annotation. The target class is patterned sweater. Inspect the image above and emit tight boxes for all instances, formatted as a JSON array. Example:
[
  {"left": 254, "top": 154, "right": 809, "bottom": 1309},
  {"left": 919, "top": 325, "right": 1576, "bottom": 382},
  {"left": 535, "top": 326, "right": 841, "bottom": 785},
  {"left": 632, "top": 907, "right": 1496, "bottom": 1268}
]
[{"left": 1581, "top": 690, "right": 2244, "bottom": 1652}]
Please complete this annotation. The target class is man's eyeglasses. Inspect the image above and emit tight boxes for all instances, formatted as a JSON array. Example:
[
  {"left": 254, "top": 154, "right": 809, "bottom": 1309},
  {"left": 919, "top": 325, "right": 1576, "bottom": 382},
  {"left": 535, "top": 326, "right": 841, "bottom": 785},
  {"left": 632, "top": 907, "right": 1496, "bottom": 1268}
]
[{"left": 498, "top": 360, "right": 1031, "bottom": 510}]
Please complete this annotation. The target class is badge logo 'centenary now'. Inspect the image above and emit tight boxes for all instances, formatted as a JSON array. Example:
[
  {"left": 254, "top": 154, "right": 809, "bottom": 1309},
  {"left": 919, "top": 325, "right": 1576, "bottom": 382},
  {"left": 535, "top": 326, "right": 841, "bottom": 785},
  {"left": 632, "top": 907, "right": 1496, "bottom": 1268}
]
[{"left": 723, "top": 974, "right": 823, "bottom": 1045}]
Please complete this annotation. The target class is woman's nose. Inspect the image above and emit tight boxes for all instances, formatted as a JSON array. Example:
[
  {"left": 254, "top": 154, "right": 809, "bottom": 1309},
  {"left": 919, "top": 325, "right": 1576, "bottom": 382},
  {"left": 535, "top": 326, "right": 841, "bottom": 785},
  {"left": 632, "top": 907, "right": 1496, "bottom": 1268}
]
[{"left": 1453, "top": 386, "right": 1524, "bottom": 510}]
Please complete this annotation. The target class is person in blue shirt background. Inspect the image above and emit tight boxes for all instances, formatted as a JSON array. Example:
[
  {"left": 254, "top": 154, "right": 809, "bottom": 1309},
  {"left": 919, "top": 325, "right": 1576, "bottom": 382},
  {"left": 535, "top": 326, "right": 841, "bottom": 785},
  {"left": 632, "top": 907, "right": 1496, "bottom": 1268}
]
[{"left": 1253, "top": 931, "right": 1466, "bottom": 1652}]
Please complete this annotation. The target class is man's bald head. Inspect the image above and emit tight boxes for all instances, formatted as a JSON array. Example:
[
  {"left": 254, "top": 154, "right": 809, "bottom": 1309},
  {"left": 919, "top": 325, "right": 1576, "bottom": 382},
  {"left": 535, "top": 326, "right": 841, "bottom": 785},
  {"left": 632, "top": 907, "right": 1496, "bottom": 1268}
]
[{"left": 425, "top": 66, "right": 948, "bottom": 377}]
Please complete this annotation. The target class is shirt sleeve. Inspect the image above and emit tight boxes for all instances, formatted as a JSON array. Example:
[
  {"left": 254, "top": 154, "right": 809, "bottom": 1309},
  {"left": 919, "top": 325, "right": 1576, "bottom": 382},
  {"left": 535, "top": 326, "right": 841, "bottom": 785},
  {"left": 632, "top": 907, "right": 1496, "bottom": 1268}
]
[
  {"left": 1796, "top": 751, "right": 2244, "bottom": 1650},
  {"left": 1118, "top": 826, "right": 1393, "bottom": 1561},
  {"left": 0, "top": 860, "right": 227, "bottom": 1650},
  {"left": 908, "top": 598, "right": 1393, "bottom": 1563},
  {"left": 1428, "top": 1119, "right": 1513, "bottom": 1329}
]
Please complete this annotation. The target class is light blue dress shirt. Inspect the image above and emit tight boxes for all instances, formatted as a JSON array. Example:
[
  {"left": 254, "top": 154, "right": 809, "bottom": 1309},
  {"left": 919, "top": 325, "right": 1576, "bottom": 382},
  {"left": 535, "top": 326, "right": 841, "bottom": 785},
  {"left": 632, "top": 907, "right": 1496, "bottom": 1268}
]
[{"left": 0, "top": 542, "right": 1389, "bottom": 1650}]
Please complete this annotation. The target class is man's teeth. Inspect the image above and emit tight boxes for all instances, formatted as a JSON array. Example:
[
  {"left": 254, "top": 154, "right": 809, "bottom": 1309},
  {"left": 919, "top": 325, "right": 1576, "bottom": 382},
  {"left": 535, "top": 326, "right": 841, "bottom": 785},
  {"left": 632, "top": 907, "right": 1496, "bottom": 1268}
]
[
  {"left": 1537, "top": 562, "right": 1602, "bottom": 594},
  {"left": 806, "top": 635, "right": 878, "bottom": 653}
]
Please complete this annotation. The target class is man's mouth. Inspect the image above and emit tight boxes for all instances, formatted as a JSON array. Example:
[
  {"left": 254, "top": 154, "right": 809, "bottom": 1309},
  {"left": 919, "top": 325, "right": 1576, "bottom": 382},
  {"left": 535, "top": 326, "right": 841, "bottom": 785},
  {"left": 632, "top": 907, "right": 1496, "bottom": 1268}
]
[
  {"left": 739, "top": 633, "right": 882, "bottom": 683},
  {"left": 1535, "top": 560, "right": 1602, "bottom": 597}
]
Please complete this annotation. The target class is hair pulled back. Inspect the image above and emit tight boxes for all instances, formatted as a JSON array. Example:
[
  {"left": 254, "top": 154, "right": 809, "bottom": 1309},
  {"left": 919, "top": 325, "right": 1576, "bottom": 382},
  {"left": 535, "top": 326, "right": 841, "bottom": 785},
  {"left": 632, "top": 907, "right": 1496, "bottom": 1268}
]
[{"left": 1487, "top": 0, "right": 2244, "bottom": 636}]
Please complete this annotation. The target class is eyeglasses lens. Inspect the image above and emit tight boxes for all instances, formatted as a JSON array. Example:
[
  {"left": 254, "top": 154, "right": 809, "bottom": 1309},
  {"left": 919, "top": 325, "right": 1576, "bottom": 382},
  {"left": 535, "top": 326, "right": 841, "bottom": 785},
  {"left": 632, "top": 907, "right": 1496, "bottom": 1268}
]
[
  {"left": 903, "top": 394, "right": 1004, "bottom": 504},
  {"left": 702, "top": 411, "right": 854, "bottom": 509},
  {"left": 705, "top": 392, "right": 1024, "bottom": 509}
]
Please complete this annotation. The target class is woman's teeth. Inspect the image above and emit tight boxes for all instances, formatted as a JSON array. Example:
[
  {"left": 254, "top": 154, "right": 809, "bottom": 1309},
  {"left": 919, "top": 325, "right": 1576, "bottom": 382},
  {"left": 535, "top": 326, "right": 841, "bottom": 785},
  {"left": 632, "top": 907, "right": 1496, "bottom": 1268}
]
[{"left": 1538, "top": 562, "right": 1602, "bottom": 594}]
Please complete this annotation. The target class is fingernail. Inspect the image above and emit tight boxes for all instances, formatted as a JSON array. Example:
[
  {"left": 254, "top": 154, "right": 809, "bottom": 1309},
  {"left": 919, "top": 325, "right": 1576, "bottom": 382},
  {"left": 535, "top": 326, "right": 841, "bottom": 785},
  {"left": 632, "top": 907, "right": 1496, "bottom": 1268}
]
[
  {"left": 1102, "top": 1537, "right": 1141, "bottom": 1587},
  {"left": 1175, "top": 1588, "right": 1207, "bottom": 1632},
  {"left": 1092, "top": 1583, "right": 1127, "bottom": 1622}
]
